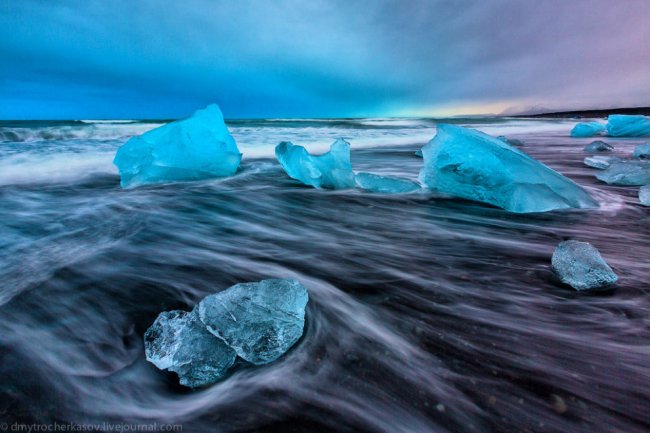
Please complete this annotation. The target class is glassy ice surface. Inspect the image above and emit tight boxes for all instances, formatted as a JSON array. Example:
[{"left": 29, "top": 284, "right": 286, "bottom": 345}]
[
  {"left": 584, "top": 140, "right": 613, "bottom": 153},
  {"left": 113, "top": 104, "right": 242, "bottom": 188},
  {"left": 275, "top": 138, "right": 356, "bottom": 189},
  {"left": 551, "top": 240, "right": 618, "bottom": 291},
  {"left": 418, "top": 124, "right": 598, "bottom": 213},
  {"left": 144, "top": 309, "right": 236, "bottom": 388},
  {"left": 198, "top": 279, "right": 309, "bottom": 365},
  {"left": 355, "top": 172, "right": 420, "bottom": 194},
  {"left": 570, "top": 122, "right": 606, "bottom": 138},
  {"left": 606, "top": 115, "right": 650, "bottom": 137},
  {"left": 639, "top": 186, "right": 650, "bottom": 206},
  {"left": 632, "top": 143, "right": 650, "bottom": 159},
  {"left": 595, "top": 161, "right": 650, "bottom": 185},
  {"left": 584, "top": 155, "right": 620, "bottom": 170}
]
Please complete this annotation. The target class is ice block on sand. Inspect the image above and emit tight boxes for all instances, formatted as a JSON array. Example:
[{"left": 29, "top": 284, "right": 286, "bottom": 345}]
[
  {"left": 551, "top": 240, "right": 617, "bottom": 291},
  {"left": 595, "top": 161, "right": 650, "bottom": 185},
  {"left": 114, "top": 104, "right": 241, "bottom": 188},
  {"left": 606, "top": 115, "right": 650, "bottom": 137},
  {"left": 418, "top": 124, "right": 598, "bottom": 213},
  {"left": 584, "top": 155, "right": 620, "bottom": 170},
  {"left": 584, "top": 140, "right": 613, "bottom": 153},
  {"left": 275, "top": 139, "right": 356, "bottom": 189},
  {"left": 571, "top": 122, "right": 606, "bottom": 138},
  {"left": 633, "top": 143, "right": 650, "bottom": 159}
]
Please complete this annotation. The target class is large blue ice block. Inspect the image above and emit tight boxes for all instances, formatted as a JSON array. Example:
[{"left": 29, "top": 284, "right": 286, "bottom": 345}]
[
  {"left": 114, "top": 104, "right": 241, "bottom": 188},
  {"left": 418, "top": 124, "right": 598, "bottom": 213},
  {"left": 606, "top": 115, "right": 650, "bottom": 137},
  {"left": 571, "top": 122, "right": 606, "bottom": 138}
]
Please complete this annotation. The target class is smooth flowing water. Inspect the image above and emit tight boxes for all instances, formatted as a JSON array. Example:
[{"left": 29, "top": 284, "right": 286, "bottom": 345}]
[{"left": 0, "top": 118, "right": 648, "bottom": 433}]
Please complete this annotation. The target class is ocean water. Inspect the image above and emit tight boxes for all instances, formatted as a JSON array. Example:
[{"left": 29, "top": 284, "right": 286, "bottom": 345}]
[{"left": 0, "top": 118, "right": 649, "bottom": 433}]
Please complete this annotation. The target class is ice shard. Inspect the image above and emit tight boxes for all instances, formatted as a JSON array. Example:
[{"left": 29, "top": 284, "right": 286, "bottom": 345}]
[
  {"left": 639, "top": 186, "right": 650, "bottom": 206},
  {"left": 198, "top": 279, "right": 308, "bottom": 365},
  {"left": 570, "top": 122, "right": 606, "bottom": 138},
  {"left": 144, "top": 309, "right": 236, "bottom": 387},
  {"left": 355, "top": 172, "right": 420, "bottom": 193},
  {"left": 584, "top": 155, "right": 620, "bottom": 170},
  {"left": 418, "top": 124, "right": 598, "bottom": 213},
  {"left": 606, "top": 115, "right": 650, "bottom": 137},
  {"left": 114, "top": 104, "right": 242, "bottom": 188},
  {"left": 497, "top": 136, "right": 524, "bottom": 146},
  {"left": 584, "top": 140, "right": 613, "bottom": 153},
  {"left": 632, "top": 143, "right": 650, "bottom": 159},
  {"left": 551, "top": 240, "right": 617, "bottom": 291},
  {"left": 595, "top": 161, "right": 650, "bottom": 185},
  {"left": 275, "top": 139, "right": 356, "bottom": 189}
]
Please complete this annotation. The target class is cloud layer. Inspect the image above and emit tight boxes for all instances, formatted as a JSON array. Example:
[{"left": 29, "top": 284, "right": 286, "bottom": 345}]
[{"left": 1, "top": 0, "right": 649, "bottom": 118}]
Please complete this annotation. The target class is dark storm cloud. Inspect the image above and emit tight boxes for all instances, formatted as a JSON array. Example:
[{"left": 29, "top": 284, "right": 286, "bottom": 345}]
[{"left": 0, "top": 0, "right": 648, "bottom": 118}]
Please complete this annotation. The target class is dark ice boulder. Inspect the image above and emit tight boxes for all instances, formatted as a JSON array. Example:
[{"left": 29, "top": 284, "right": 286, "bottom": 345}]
[
  {"left": 551, "top": 240, "right": 617, "bottom": 291},
  {"left": 606, "top": 115, "right": 650, "bottom": 137},
  {"left": 198, "top": 279, "right": 308, "bottom": 365},
  {"left": 584, "top": 140, "right": 613, "bottom": 153},
  {"left": 418, "top": 124, "right": 598, "bottom": 213},
  {"left": 595, "top": 161, "right": 650, "bottom": 185},
  {"left": 114, "top": 104, "right": 241, "bottom": 188},
  {"left": 355, "top": 172, "right": 420, "bottom": 194},
  {"left": 275, "top": 139, "right": 356, "bottom": 189},
  {"left": 497, "top": 135, "right": 524, "bottom": 146},
  {"left": 144, "top": 309, "right": 236, "bottom": 387}
]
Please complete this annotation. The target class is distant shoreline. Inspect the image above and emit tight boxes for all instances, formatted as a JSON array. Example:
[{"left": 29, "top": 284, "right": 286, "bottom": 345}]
[{"left": 511, "top": 107, "right": 650, "bottom": 119}]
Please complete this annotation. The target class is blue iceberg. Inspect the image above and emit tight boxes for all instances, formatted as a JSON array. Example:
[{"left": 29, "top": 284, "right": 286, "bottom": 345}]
[
  {"left": 198, "top": 279, "right": 308, "bottom": 365},
  {"left": 595, "top": 161, "right": 650, "bottom": 185},
  {"left": 606, "top": 115, "right": 650, "bottom": 137},
  {"left": 584, "top": 155, "right": 620, "bottom": 170},
  {"left": 355, "top": 172, "right": 420, "bottom": 194},
  {"left": 275, "top": 139, "right": 356, "bottom": 189},
  {"left": 584, "top": 140, "right": 613, "bottom": 153},
  {"left": 571, "top": 122, "right": 606, "bottom": 138},
  {"left": 144, "top": 309, "right": 236, "bottom": 388},
  {"left": 551, "top": 240, "right": 617, "bottom": 291},
  {"left": 639, "top": 186, "right": 650, "bottom": 206},
  {"left": 633, "top": 143, "right": 650, "bottom": 159},
  {"left": 114, "top": 104, "right": 241, "bottom": 188},
  {"left": 418, "top": 124, "right": 598, "bottom": 213}
]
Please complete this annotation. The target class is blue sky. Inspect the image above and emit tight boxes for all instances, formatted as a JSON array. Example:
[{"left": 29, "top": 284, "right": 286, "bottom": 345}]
[{"left": 1, "top": 0, "right": 649, "bottom": 119}]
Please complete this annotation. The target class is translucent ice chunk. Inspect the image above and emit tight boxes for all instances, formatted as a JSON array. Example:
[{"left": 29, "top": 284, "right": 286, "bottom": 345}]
[
  {"left": 606, "top": 115, "right": 650, "bottom": 137},
  {"left": 571, "top": 122, "right": 606, "bottom": 138},
  {"left": 418, "top": 124, "right": 598, "bottom": 213},
  {"left": 275, "top": 139, "right": 356, "bottom": 189},
  {"left": 595, "top": 161, "right": 650, "bottom": 185},
  {"left": 584, "top": 140, "right": 613, "bottom": 152},
  {"left": 198, "top": 279, "right": 308, "bottom": 365},
  {"left": 497, "top": 136, "right": 524, "bottom": 146},
  {"left": 144, "top": 309, "right": 236, "bottom": 387},
  {"left": 355, "top": 172, "right": 420, "bottom": 193},
  {"left": 551, "top": 240, "right": 617, "bottom": 291},
  {"left": 639, "top": 186, "right": 650, "bottom": 206},
  {"left": 415, "top": 149, "right": 423, "bottom": 157},
  {"left": 114, "top": 104, "right": 241, "bottom": 188},
  {"left": 584, "top": 155, "right": 620, "bottom": 170},
  {"left": 632, "top": 143, "right": 650, "bottom": 159}
]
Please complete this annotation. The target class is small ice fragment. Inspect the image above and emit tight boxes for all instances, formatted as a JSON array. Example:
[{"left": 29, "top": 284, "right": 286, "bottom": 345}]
[
  {"left": 114, "top": 104, "right": 241, "bottom": 188},
  {"left": 571, "top": 122, "right": 606, "bottom": 138},
  {"left": 583, "top": 140, "right": 613, "bottom": 153},
  {"left": 584, "top": 155, "right": 620, "bottom": 170},
  {"left": 595, "top": 161, "right": 650, "bottom": 185},
  {"left": 606, "top": 115, "right": 650, "bottom": 137},
  {"left": 639, "top": 186, "right": 650, "bottom": 206},
  {"left": 497, "top": 136, "right": 524, "bottom": 146},
  {"left": 144, "top": 309, "right": 236, "bottom": 387},
  {"left": 275, "top": 139, "right": 356, "bottom": 189},
  {"left": 415, "top": 149, "right": 423, "bottom": 157},
  {"left": 198, "top": 279, "right": 308, "bottom": 365},
  {"left": 355, "top": 172, "right": 420, "bottom": 193},
  {"left": 418, "top": 124, "right": 598, "bottom": 213},
  {"left": 551, "top": 240, "right": 617, "bottom": 291},
  {"left": 632, "top": 143, "right": 650, "bottom": 159}
]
